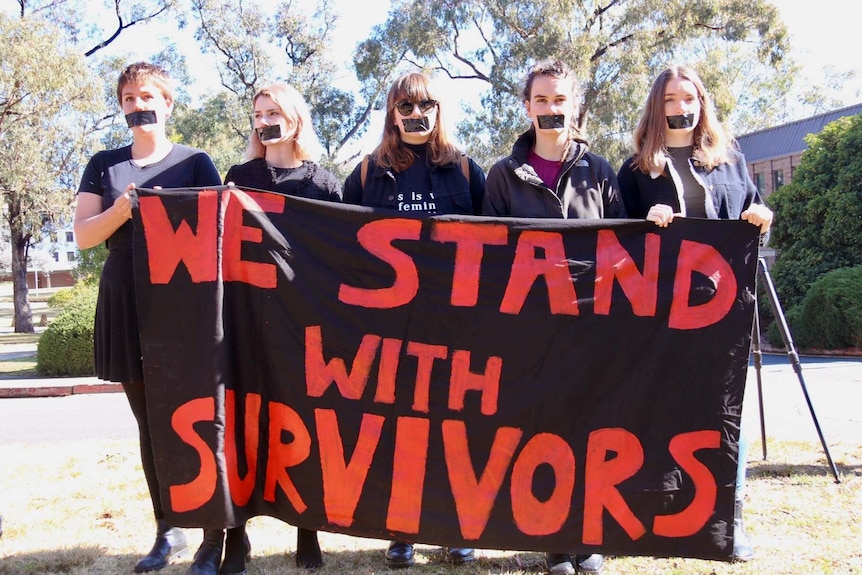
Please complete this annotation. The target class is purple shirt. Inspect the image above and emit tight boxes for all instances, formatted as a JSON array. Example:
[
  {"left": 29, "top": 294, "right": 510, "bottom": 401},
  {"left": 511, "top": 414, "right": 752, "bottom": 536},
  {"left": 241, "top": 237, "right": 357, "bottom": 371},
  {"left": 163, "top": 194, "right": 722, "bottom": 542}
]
[{"left": 527, "top": 149, "right": 562, "bottom": 190}]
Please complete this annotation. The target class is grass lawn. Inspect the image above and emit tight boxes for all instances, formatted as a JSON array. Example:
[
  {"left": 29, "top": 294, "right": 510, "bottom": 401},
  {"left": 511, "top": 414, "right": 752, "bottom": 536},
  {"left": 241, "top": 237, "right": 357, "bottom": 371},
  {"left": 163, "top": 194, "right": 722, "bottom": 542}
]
[
  {"left": 0, "top": 355, "right": 37, "bottom": 376},
  {"left": 0, "top": 438, "right": 859, "bottom": 575}
]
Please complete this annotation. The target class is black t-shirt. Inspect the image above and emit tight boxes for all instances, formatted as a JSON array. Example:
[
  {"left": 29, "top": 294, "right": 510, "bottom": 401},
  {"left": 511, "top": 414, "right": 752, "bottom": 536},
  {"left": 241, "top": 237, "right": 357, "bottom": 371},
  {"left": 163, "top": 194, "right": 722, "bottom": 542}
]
[
  {"left": 392, "top": 144, "right": 438, "bottom": 213},
  {"left": 225, "top": 158, "right": 342, "bottom": 202},
  {"left": 77, "top": 144, "right": 222, "bottom": 249},
  {"left": 668, "top": 146, "right": 706, "bottom": 218}
]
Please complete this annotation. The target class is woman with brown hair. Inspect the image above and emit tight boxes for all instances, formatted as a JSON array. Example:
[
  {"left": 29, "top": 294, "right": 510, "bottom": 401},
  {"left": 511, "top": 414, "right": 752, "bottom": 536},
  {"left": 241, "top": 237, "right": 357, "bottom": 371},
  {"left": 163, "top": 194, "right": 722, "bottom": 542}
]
[
  {"left": 343, "top": 71, "right": 485, "bottom": 569},
  {"left": 617, "top": 64, "right": 773, "bottom": 563}
]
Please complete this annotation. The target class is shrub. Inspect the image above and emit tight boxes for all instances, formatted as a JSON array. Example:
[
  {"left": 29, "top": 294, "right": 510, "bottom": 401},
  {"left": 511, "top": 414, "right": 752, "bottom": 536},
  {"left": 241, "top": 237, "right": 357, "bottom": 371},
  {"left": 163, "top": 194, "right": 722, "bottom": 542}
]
[
  {"left": 36, "top": 285, "right": 98, "bottom": 377},
  {"left": 795, "top": 266, "right": 862, "bottom": 349},
  {"left": 766, "top": 305, "right": 807, "bottom": 349},
  {"left": 768, "top": 266, "right": 862, "bottom": 350},
  {"left": 47, "top": 287, "right": 76, "bottom": 309}
]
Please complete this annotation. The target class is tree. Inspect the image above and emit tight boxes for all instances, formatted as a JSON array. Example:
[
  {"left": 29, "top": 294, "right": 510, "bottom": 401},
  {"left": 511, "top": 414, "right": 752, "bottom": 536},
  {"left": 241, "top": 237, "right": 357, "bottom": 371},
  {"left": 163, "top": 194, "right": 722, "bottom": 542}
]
[
  {"left": 169, "top": 94, "right": 248, "bottom": 177},
  {"left": 359, "top": 0, "right": 790, "bottom": 169},
  {"left": 0, "top": 13, "right": 104, "bottom": 332},
  {"left": 768, "top": 113, "right": 862, "bottom": 310},
  {"left": 189, "top": 0, "right": 397, "bottom": 177},
  {"left": 13, "top": 0, "right": 179, "bottom": 58}
]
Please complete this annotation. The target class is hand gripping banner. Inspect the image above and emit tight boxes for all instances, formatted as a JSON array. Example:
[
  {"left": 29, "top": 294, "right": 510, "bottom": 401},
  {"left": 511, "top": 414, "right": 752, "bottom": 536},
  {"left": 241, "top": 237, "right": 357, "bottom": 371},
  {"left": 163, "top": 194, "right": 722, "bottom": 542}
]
[{"left": 131, "top": 185, "right": 759, "bottom": 560}]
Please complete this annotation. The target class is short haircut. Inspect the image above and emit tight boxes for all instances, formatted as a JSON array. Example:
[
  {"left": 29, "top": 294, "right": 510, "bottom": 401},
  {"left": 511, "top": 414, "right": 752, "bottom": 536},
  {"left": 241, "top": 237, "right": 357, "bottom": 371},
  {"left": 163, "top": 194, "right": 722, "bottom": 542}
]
[{"left": 116, "top": 62, "right": 174, "bottom": 105}]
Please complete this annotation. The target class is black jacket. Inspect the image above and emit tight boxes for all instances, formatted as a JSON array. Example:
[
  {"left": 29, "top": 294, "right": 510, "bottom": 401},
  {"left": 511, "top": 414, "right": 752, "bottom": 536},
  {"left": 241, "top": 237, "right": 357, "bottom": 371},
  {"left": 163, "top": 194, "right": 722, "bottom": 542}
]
[
  {"left": 482, "top": 128, "right": 626, "bottom": 219},
  {"left": 343, "top": 154, "right": 485, "bottom": 215}
]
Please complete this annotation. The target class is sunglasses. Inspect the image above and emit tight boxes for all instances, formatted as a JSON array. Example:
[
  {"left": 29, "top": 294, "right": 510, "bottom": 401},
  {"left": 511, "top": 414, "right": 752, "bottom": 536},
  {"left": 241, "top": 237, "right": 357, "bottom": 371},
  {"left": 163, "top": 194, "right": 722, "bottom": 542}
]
[{"left": 394, "top": 99, "right": 437, "bottom": 116}]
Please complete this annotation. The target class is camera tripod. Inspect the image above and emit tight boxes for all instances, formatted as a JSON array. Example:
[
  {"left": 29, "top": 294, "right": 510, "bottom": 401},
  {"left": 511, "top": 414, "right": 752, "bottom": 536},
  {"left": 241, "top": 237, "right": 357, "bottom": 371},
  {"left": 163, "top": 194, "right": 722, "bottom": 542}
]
[{"left": 749, "top": 256, "right": 841, "bottom": 483}]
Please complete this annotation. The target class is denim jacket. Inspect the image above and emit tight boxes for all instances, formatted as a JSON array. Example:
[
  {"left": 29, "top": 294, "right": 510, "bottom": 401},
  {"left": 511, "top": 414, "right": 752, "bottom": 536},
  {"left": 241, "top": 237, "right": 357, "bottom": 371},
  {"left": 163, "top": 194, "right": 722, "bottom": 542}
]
[{"left": 617, "top": 149, "right": 763, "bottom": 220}]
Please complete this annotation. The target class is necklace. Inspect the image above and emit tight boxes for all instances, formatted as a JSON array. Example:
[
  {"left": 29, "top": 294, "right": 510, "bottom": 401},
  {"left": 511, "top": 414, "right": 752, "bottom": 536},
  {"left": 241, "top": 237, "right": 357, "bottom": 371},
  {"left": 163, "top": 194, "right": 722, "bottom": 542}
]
[
  {"left": 266, "top": 160, "right": 303, "bottom": 184},
  {"left": 266, "top": 161, "right": 280, "bottom": 184}
]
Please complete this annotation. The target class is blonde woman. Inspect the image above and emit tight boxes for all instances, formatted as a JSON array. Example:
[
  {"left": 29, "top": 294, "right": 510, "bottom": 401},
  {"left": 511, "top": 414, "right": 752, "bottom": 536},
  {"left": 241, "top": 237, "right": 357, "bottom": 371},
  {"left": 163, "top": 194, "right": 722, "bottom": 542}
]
[
  {"left": 185, "top": 84, "right": 342, "bottom": 575},
  {"left": 225, "top": 82, "right": 341, "bottom": 201}
]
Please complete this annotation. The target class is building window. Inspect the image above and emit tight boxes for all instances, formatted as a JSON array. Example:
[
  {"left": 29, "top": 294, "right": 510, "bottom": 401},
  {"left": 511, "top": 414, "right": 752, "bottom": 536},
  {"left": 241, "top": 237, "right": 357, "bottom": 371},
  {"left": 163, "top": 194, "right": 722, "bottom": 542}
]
[
  {"left": 53, "top": 253, "right": 59, "bottom": 262},
  {"left": 754, "top": 173, "right": 765, "bottom": 194},
  {"left": 67, "top": 251, "right": 76, "bottom": 262},
  {"left": 772, "top": 169, "right": 784, "bottom": 190},
  {"left": 66, "top": 231, "right": 74, "bottom": 243}
]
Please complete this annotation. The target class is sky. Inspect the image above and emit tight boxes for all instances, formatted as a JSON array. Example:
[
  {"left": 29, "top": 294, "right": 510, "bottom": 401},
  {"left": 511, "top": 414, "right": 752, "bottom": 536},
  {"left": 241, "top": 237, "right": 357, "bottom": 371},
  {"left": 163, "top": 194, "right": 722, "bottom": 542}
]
[
  {"left": 771, "top": 0, "right": 862, "bottom": 103},
  {"left": 93, "top": 0, "right": 862, "bottom": 109},
  {"left": 16, "top": 0, "right": 856, "bottom": 156}
]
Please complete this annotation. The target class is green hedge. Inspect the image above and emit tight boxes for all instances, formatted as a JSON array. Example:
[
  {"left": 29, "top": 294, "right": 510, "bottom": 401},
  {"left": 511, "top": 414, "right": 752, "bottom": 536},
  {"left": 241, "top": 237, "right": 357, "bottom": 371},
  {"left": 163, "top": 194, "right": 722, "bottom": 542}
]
[
  {"left": 769, "top": 266, "right": 862, "bottom": 350},
  {"left": 36, "top": 284, "right": 98, "bottom": 377}
]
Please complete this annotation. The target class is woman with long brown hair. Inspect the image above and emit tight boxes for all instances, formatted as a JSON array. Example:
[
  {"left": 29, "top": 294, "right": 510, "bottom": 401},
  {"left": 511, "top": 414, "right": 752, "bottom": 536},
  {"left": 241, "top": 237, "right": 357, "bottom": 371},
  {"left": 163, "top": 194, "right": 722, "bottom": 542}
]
[
  {"left": 617, "top": 64, "right": 773, "bottom": 563},
  {"left": 343, "top": 71, "right": 485, "bottom": 569}
]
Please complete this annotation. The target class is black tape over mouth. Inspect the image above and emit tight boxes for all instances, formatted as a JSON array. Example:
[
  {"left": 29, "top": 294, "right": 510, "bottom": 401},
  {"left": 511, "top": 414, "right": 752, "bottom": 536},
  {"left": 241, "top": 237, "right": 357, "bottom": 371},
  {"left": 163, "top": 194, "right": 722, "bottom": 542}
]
[
  {"left": 402, "top": 117, "right": 431, "bottom": 133},
  {"left": 125, "top": 110, "right": 158, "bottom": 128},
  {"left": 257, "top": 125, "right": 283, "bottom": 141},
  {"left": 666, "top": 114, "right": 695, "bottom": 129},
  {"left": 536, "top": 115, "right": 566, "bottom": 129}
]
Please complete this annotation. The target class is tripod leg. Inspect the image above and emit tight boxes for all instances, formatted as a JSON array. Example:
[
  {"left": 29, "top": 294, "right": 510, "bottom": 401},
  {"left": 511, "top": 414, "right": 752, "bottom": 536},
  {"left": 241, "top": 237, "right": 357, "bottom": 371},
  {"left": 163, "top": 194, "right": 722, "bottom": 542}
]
[
  {"left": 750, "top": 299, "right": 768, "bottom": 460},
  {"left": 757, "top": 257, "right": 841, "bottom": 483}
]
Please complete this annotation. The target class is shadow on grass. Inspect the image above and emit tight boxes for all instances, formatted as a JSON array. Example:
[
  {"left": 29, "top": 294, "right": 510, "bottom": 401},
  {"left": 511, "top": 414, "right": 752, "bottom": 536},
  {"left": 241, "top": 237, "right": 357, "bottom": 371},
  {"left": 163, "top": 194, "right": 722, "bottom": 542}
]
[
  {"left": 251, "top": 547, "right": 547, "bottom": 574},
  {"left": 748, "top": 461, "right": 861, "bottom": 479},
  {"left": 0, "top": 548, "right": 547, "bottom": 575},
  {"left": 0, "top": 333, "right": 40, "bottom": 345},
  {"left": 0, "top": 545, "right": 105, "bottom": 575}
]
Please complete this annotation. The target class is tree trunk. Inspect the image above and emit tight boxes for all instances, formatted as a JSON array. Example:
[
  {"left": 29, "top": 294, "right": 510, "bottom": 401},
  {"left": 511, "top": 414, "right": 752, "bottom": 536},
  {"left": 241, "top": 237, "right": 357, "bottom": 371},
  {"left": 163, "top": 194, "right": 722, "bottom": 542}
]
[{"left": 7, "top": 199, "right": 33, "bottom": 333}]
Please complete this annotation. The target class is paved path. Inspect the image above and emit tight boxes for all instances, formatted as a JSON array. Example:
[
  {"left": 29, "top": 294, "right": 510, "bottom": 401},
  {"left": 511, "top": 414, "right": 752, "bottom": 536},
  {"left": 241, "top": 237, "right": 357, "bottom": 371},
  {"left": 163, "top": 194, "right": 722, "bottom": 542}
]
[{"left": 1, "top": 344, "right": 860, "bottom": 447}]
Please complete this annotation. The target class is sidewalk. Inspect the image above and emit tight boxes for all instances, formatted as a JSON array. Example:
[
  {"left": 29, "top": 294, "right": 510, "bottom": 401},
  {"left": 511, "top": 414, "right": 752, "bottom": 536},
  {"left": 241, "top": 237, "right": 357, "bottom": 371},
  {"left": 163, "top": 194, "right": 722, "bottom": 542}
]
[
  {"left": 2, "top": 341, "right": 861, "bottom": 444},
  {"left": 0, "top": 337, "right": 121, "bottom": 399}
]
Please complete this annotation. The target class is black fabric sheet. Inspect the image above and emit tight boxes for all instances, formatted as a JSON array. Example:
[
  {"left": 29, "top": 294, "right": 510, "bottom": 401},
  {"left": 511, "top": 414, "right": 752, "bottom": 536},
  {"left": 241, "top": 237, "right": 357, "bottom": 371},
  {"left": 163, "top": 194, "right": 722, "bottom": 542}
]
[{"left": 132, "top": 185, "right": 759, "bottom": 561}]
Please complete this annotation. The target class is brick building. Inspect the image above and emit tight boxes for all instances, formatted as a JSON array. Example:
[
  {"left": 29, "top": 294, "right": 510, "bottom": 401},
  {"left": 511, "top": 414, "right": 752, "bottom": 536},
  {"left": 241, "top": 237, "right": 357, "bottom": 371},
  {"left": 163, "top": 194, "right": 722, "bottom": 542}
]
[{"left": 736, "top": 103, "right": 862, "bottom": 200}]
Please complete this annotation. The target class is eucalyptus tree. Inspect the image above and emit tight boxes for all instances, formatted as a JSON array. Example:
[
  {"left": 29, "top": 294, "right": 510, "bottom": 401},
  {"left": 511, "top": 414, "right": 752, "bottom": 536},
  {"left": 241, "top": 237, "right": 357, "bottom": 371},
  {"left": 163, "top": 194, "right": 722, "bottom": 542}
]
[
  {"left": 1, "top": 1, "right": 182, "bottom": 331},
  {"left": 0, "top": 13, "right": 104, "bottom": 331},
  {"left": 189, "top": 0, "right": 399, "bottom": 177},
  {"left": 357, "top": 0, "right": 791, "bottom": 169}
]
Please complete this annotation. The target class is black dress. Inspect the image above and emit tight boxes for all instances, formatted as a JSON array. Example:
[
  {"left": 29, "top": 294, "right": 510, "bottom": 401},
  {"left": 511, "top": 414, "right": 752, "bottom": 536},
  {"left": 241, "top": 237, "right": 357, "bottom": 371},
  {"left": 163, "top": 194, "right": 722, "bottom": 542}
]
[{"left": 78, "top": 144, "right": 222, "bottom": 384}]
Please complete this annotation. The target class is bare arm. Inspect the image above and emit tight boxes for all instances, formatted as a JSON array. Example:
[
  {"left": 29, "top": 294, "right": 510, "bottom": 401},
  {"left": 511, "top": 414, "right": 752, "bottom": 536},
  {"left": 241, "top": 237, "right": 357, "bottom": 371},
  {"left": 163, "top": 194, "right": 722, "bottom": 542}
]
[{"left": 73, "top": 185, "right": 133, "bottom": 249}]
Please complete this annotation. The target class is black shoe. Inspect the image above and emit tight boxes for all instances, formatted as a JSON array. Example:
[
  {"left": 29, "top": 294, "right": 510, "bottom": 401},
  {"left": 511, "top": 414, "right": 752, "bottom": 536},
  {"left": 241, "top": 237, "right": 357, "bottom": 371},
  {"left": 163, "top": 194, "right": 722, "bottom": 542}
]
[
  {"left": 446, "top": 547, "right": 475, "bottom": 565},
  {"left": 134, "top": 521, "right": 189, "bottom": 573},
  {"left": 575, "top": 554, "right": 604, "bottom": 574},
  {"left": 732, "top": 500, "right": 755, "bottom": 561},
  {"left": 546, "top": 553, "right": 574, "bottom": 574},
  {"left": 220, "top": 526, "right": 251, "bottom": 575},
  {"left": 296, "top": 528, "right": 323, "bottom": 569},
  {"left": 385, "top": 541, "right": 415, "bottom": 568},
  {"left": 184, "top": 529, "right": 224, "bottom": 575}
]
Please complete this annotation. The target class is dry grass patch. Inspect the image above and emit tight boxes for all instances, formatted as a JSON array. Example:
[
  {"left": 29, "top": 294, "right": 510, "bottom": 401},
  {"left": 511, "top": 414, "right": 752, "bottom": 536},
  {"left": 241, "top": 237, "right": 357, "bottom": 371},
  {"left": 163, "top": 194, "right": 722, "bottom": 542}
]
[{"left": 0, "top": 438, "right": 859, "bottom": 575}]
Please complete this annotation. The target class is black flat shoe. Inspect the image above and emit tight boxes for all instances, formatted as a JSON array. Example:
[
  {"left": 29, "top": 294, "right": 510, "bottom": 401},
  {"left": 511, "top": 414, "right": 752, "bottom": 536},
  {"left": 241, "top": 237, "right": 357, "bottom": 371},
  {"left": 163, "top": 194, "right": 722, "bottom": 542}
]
[
  {"left": 134, "top": 522, "right": 189, "bottom": 573},
  {"left": 184, "top": 529, "right": 224, "bottom": 575},
  {"left": 384, "top": 541, "right": 414, "bottom": 568}
]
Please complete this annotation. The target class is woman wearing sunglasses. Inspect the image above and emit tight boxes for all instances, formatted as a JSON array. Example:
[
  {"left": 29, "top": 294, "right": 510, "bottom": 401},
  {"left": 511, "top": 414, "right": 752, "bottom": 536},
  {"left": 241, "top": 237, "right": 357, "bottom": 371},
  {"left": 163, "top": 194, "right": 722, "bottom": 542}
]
[
  {"left": 343, "top": 71, "right": 485, "bottom": 569},
  {"left": 343, "top": 71, "right": 485, "bottom": 218}
]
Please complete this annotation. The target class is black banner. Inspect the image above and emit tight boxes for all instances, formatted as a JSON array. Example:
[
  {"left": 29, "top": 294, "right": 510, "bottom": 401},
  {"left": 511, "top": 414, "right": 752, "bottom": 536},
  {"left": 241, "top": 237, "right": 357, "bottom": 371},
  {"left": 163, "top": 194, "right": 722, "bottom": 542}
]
[{"left": 132, "top": 185, "right": 759, "bottom": 560}]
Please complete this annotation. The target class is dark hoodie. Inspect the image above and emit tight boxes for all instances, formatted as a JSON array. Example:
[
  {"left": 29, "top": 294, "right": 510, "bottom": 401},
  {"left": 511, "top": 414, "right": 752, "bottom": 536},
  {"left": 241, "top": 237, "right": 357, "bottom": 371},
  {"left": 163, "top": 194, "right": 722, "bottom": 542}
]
[{"left": 482, "top": 128, "right": 626, "bottom": 219}]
